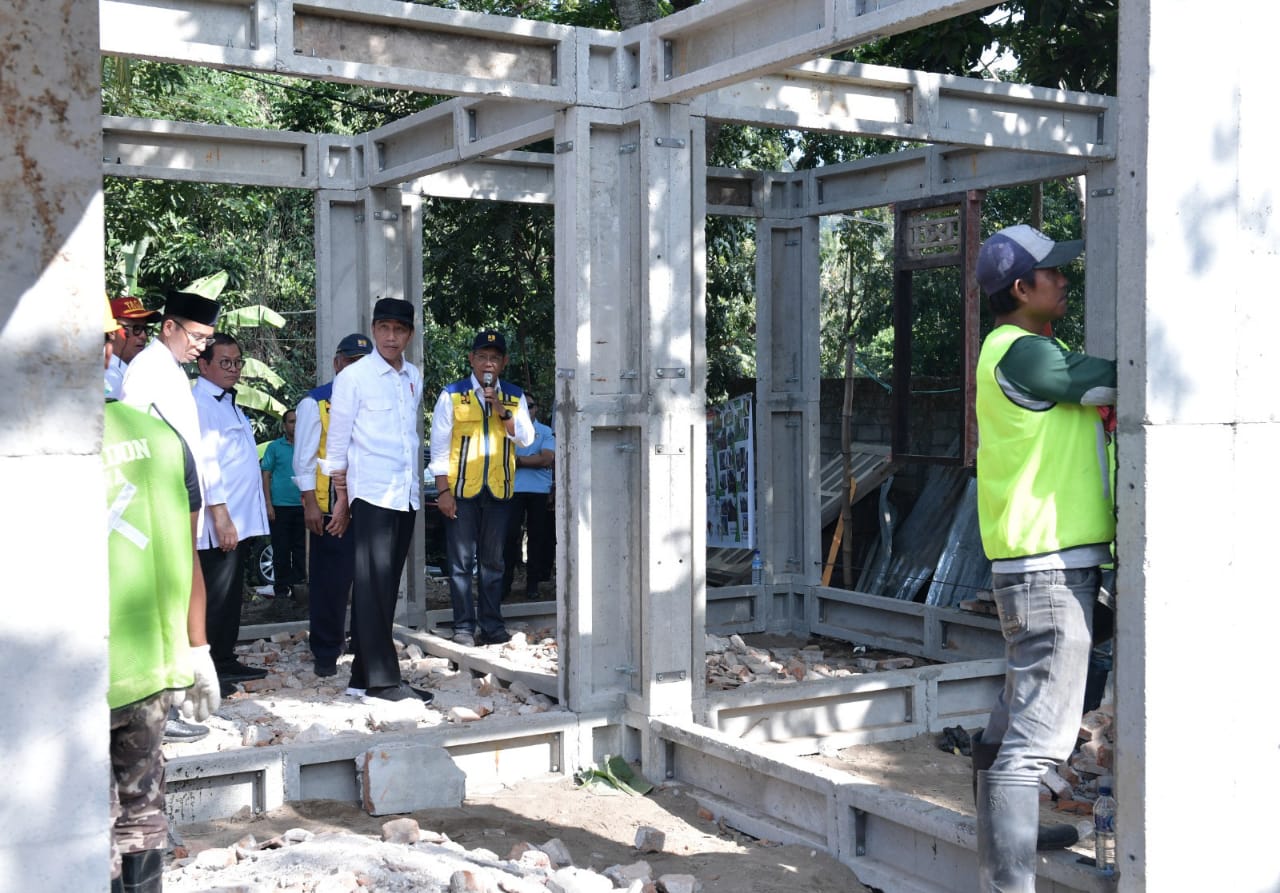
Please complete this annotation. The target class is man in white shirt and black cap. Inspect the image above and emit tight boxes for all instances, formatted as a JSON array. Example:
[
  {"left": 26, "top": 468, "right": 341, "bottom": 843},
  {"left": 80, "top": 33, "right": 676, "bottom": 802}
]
[
  {"left": 323, "top": 299, "right": 433, "bottom": 703},
  {"left": 193, "top": 332, "right": 271, "bottom": 693}
]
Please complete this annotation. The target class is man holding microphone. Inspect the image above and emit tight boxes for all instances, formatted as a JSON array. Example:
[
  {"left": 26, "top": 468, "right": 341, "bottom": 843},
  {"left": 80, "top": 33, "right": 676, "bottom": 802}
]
[{"left": 429, "top": 330, "right": 533, "bottom": 647}]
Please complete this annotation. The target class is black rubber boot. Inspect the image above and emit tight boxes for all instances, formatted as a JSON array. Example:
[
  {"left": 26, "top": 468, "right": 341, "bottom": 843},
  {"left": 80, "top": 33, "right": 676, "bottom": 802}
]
[
  {"left": 977, "top": 770, "right": 1040, "bottom": 892},
  {"left": 971, "top": 730, "right": 1079, "bottom": 851},
  {"left": 120, "top": 849, "right": 163, "bottom": 893}
]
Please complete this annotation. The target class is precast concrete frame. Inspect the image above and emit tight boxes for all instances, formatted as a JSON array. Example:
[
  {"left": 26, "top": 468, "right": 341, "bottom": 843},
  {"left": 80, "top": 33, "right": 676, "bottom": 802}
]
[{"left": 6, "top": 0, "right": 1280, "bottom": 891}]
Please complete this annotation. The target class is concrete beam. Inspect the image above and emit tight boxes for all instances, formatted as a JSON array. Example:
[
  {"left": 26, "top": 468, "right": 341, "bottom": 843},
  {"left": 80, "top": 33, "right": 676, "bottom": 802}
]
[
  {"left": 103, "top": 115, "right": 321, "bottom": 188},
  {"left": 643, "top": 0, "right": 1000, "bottom": 103},
  {"left": 366, "top": 97, "right": 559, "bottom": 188},
  {"left": 700, "top": 59, "right": 1113, "bottom": 158},
  {"left": 101, "top": 0, "right": 579, "bottom": 102}
]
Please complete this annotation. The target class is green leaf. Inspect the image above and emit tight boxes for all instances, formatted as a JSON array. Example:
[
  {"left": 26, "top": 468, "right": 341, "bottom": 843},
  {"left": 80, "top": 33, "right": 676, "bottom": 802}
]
[
  {"left": 219, "top": 304, "right": 286, "bottom": 329},
  {"left": 182, "top": 270, "right": 230, "bottom": 300},
  {"left": 233, "top": 384, "right": 285, "bottom": 417},
  {"left": 239, "top": 356, "right": 285, "bottom": 388}
]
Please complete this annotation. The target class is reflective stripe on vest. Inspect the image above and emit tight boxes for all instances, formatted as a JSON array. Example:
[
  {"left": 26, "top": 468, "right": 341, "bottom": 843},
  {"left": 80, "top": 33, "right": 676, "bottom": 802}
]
[{"left": 446, "top": 380, "right": 520, "bottom": 499}]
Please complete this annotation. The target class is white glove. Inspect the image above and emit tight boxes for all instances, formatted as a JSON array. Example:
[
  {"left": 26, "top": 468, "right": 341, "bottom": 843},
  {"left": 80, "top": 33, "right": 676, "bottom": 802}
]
[{"left": 181, "top": 643, "right": 221, "bottom": 722}]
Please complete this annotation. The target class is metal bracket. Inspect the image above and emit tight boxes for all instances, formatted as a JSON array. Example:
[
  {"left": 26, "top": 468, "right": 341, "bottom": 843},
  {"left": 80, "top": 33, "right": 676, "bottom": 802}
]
[
  {"left": 654, "top": 137, "right": 687, "bottom": 149},
  {"left": 654, "top": 367, "right": 687, "bottom": 379},
  {"left": 619, "top": 370, "right": 639, "bottom": 379},
  {"left": 853, "top": 808, "right": 867, "bottom": 857},
  {"left": 655, "top": 670, "right": 687, "bottom": 683},
  {"left": 372, "top": 210, "right": 399, "bottom": 221},
  {"left": 618, "top": 143, "right": 638, "bottom": 155},
  {"left": 554, "top": 140, "right": 574, "bottom": 154},
  {"left": 615, "top": 665, "right": 637, "bottom": 675},
  {"left": 1091, "top": 187, "right": 1115, "bottom": 198},
  {"left": 556, "top": 368, "right": 575, "bottom": 379},
  {"left": 654, "top": 444, "right": 686, "bottom": 455}
]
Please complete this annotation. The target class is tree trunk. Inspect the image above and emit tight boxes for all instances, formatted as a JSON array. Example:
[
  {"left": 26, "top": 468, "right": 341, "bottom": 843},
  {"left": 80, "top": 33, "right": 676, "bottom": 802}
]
[{"left": 612, "top": 0, "right": 661, "bottom": 29}]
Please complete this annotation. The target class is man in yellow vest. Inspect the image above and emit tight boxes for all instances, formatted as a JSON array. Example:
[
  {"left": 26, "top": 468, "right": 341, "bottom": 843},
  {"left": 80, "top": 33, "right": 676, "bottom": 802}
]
[
  {"left": 428, "top": 330, "right": 534, "bottom": 647},
  {"left": 972, "top": 225, "right": 1117, "bottom": 891},
  {"left": 291, "top": 333, "right": 372, "bottom": 678}
]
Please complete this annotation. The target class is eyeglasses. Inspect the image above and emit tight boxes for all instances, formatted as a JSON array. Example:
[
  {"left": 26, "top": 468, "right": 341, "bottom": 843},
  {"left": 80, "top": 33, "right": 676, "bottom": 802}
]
[
  {"left": 175, "top": 321, "right": 213, "bottom": 348},
  {"left": 118, "top": 323, "right": 151, "bottom": 337},
  {"left": 217, "top": 357, "right": 246, "bottom": 371}
]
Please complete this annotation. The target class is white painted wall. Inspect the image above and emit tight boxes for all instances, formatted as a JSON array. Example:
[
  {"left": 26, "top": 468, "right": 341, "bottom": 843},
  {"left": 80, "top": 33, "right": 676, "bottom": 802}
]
[{"left": 1115, "top": 2, "right": 1280, "bottom": 891}]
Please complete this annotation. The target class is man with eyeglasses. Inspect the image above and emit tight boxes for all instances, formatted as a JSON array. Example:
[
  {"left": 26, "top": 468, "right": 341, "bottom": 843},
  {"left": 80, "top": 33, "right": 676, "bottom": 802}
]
[
  {"left": 120, "top": 288, "right": 227, "bottom": 737},
  {"left": 104, "top": 296, "right": 161, "bottom": 398},
  {"left": 121, "top": 289, "right": 220, "bottom": 534},
  {"left": 193, "top": 333, "right": 270, "bottom": 696}
]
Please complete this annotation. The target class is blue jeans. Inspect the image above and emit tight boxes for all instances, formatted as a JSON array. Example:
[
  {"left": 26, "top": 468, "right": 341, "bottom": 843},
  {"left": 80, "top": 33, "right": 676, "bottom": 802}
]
[{"left": 983, "top": 567, "right": 1099, "bottom": 778}]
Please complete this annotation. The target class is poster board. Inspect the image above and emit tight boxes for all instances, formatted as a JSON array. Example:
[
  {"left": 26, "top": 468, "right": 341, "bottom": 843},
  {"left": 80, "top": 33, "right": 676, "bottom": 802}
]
[{"left": 706, "top": 394, "right": 754, "bottom": 549}]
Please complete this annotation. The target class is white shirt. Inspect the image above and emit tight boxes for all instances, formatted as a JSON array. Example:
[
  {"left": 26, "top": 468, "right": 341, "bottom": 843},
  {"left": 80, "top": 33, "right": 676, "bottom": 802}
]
[
  {"left": 192, "top": 375, "right": 270, "bottom": 548},
  {"left": 321, "top": 351, "right": 423, "bottom": 512},
  {"left": 104, "top": 354, "right": 126, "bottom": 398},
  {"left": 427, "top": 373, "right": 534, "bottom": 480},
  {"left": 119, "top": 338, "right": 207, "bottom": 537},
  {"left": 291, "top": 393, "right": 322, "bottom": 494}
]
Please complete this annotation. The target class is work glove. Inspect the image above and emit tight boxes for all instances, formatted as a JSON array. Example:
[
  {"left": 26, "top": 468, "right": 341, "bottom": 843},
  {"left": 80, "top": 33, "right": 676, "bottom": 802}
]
[{"left": 180, "top": 643, "right": 221, "bottom": 722}]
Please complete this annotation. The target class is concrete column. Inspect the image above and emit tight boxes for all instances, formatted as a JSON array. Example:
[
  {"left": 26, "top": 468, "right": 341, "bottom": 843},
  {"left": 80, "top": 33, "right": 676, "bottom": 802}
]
[
  {"left": 1083, "top": 161, "right": 1118, "bottom": 359},
  {"left": 0, "top": 1, "right": 111, "bottom": 888},
  {"left": 754, "top": 215, "right": 822, "bottom": 613},
  {"left": 553, "top": 103, "right": 704, "bottom": 723},
  {"left": 1114, "top": 2, "right": 1280, "bottom": 890},
  {"left": 313, "top": 186, "right": 426, "bottom": 625}
]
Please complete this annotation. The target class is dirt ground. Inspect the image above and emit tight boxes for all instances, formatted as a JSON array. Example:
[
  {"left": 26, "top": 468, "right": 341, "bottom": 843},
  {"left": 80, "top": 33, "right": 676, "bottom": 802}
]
[{"left": 173, "top": 776, "right": 873, "bottom": 892}]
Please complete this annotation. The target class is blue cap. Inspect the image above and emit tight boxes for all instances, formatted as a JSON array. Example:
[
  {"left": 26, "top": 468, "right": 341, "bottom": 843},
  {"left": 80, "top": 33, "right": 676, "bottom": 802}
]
[
  {"left": 976, "top": 224, "right": 1083, "bottom": 295},
  {"left": 335, "top": 332, "right": 372, "bottom": 357}
]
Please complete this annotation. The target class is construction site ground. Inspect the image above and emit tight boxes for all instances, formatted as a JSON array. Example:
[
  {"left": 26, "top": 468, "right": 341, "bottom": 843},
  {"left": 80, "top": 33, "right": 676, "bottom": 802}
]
[{"left": 175, "top": 571, "right": 1092, "bottom": 889}]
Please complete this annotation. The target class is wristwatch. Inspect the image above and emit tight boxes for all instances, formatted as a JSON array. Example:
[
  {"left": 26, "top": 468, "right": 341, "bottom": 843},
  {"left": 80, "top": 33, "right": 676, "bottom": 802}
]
[{"left": 500, "top": 409, "right": 513, "bottom": 420}]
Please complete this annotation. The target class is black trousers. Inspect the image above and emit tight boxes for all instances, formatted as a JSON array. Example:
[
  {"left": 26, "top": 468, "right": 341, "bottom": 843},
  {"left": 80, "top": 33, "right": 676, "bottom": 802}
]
[
  {"left": 307, "top": 519, "right": 356, "bottom": 665},
  {"left": 446, "top": 491, "right": 513, "bottom": 638},
  {"left": 269, "top": 505, "right": 306, "bottom": 594},
  {"left": 501, "top": 491, "right": 553, "bottom": 598},
  {"left": 199, "top": 542, "right": 248, "bottom": 670},
  {"left": 348, "top": 499, "right": 415, "bottom": 691}
]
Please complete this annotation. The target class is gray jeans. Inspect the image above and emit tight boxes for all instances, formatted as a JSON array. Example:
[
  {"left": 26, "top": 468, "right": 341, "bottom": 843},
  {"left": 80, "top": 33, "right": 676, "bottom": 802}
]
[{"left": 983, "top": 566, "right": 1100, "bottom": 778}]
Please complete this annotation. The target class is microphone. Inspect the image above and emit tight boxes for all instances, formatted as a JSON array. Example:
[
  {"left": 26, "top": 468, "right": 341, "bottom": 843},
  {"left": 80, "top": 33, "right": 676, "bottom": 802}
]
[{"left": 482, "top": 372, "right": 493, "bottom": 387}]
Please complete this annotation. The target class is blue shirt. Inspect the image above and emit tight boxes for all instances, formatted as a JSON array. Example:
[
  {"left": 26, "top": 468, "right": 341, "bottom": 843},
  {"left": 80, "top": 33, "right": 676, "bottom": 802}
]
[
  {"left": 260, "top": 437, "right": 302, "bottom": 507},
  {"left": 514, "top": 420, "right": 555, "bottom": 494}
]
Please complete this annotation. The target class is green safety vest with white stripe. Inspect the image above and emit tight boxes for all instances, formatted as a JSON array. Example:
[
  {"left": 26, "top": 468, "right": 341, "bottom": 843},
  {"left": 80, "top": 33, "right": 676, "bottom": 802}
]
[
  {"left": 104, "top": 401, "right": 195, "bottom": 709},
  {"left": 976, "top": 325, "right": 1115, "bottom": 561}
]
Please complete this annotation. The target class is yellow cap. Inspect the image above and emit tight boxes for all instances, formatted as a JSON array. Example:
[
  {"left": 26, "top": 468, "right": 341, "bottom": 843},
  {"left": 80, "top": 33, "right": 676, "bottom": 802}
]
[{"left": 104, "top": 293, "right": 123, "bottom": 335}]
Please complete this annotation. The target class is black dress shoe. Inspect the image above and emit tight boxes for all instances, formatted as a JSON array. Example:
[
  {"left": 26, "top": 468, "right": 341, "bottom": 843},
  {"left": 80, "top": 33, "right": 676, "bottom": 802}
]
[
  {"left": 478, "top": 629, "right": 511, "bottom": 646},
  {"left": 217, "top": 660, "right": 268, "bottom": 681},
  {"left": 364, "top": 682, "right": 434, "bottom": 703},
  {"left": 314, "top": 660, "right": 337, "bottom": 678},
  {"left": 219, "top": 679, "right": 239, "bottom": 698}
]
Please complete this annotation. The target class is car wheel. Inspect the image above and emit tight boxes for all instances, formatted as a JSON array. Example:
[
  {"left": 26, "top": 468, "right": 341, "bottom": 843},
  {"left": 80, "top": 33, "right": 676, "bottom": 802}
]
[{"left": 247, "top": 538, "right": 275, "bottom": 585}]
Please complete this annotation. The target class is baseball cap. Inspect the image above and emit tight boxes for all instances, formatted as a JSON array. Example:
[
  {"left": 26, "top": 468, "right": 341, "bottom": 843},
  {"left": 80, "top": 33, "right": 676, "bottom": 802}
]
[
  {"left": 976, "top": 225, "right": 1084, "bottom": 296},
  {"left": 110, "top": 296, "right": 162, "bottom": 322},
  {"left": 471, "top": 329, "right": 507, "bottom": 354},
  {"left": 371, "top": 298, "right": 415, "bottom": 328},
  {"left": 335, "top": 332, "right": 373, "bottom": 357}
]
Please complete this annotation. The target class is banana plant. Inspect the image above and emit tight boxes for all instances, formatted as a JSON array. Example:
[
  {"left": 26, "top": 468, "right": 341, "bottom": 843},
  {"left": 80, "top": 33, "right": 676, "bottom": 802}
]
[{"left": 183, "top": 271, "right": 288, "bottom": 419}]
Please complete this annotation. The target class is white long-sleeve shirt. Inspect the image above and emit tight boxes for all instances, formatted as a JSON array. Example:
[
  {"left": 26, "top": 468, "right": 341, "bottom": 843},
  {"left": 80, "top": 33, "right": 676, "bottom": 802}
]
[
  {"left": 291, "top": 392, "right": 322, "bottom": 494},
  {"left": 320, "top": 351, "right": 423, "bottom": 511},
  {"left": 427, "top": 373, "right": 534, "bottom": 480},
  {"left": 119, "top": 338, "right": 207, "bottom": 537},
  {"left": 192, "top": 375, "right": 269, "bottom": 549}
]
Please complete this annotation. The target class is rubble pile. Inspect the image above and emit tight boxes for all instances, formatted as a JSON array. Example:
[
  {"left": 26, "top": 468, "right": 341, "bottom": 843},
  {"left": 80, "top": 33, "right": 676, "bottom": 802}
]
[
  {"left": 164, "top": 816, "right": 704, "bottom": 893},
  {"left": 166, "top": 628, "right": 564, "bottom": 757},
  {"left": 1043, "top": 704, "right": 1117, "bottom": 815},
  {"left": 704, "top": 634, "right": 918, "bottom": 691}
]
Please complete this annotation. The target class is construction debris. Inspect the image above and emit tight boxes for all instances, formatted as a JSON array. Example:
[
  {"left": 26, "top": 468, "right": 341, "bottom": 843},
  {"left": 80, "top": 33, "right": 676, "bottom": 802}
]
[{"left": 704, "top": 633, "right": 922, "bottom": 691}]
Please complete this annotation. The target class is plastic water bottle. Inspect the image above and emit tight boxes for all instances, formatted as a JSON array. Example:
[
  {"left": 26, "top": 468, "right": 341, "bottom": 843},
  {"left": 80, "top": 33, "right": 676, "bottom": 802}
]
[
  {"left": 750, "top": 550, "right": 764, "bottom": 586},
  {"left": 1093, "top": 783, "right": 1117, "bottom": 875}
]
